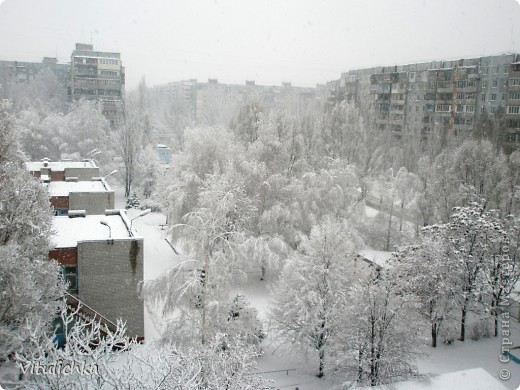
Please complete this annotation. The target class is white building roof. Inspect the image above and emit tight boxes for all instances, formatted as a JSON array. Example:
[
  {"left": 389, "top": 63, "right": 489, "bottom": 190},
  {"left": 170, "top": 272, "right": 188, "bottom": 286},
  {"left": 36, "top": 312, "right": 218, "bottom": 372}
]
[
  {"left": 25, "top": 160, "right": 97, "bottom": 171},
  {"left": 46, "top": 180, "right": 111, "bottom": 197},
  {"left": 52, "top": 212, "right": 135, "bottom": 248}
]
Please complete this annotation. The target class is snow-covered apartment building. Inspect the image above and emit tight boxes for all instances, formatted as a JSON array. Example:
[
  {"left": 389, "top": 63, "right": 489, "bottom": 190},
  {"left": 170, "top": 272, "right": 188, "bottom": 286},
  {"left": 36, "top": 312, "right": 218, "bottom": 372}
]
[
  {"left": 69, "top": 43, "right": 125, "bottom": 127},
  {"left": 45, "top": 179, "right": 115, "bottom": 216},
  {"left": 50, "top": 210, "right": 144, "bottom": 339},
  {"left": 25, "top": 158, "right": 99, "bottom": 182},
  {"left": 26, "top": 159, "right": 144, "bottom": 339},
  {"left": 333, "top": 53, "right": 520, "bottom": 152}
]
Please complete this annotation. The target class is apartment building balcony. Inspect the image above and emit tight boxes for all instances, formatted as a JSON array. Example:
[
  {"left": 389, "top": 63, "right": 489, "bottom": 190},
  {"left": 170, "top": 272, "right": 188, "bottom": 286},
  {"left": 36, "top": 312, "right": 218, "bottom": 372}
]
[{"left": 436, "top": 87, "right": 453, "bottom": 93}]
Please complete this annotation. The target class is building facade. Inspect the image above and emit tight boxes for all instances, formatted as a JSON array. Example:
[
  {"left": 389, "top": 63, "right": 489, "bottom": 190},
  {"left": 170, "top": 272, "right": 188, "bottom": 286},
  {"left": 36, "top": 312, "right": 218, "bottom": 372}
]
[
  {"left": 0, "top": 57, "right": 69, "bottom": 99},
  {"left": 69, "top": 43, "right": 125, "bottom": 127},
  {"left": 336, "top": 53, "right": 520, "bottom": 151},
  {"left": 26, "top": 159, "right": 100, "bottom": 182},
  {"left": 50, "top": 210, "right": 144, "bottom": 339},
  {"left": 151, "top": 78, "right": 318, "bottom": 125},
  {"left": 46, "top": 178, "right": 115, "bottom": 216}
]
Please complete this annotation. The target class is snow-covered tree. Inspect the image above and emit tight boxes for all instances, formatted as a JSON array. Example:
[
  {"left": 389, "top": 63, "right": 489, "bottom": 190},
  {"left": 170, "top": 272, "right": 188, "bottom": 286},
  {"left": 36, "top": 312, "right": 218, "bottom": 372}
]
[
  {"left": 143, "top": 165, "right": 258, "bottom": 347},
  {"left": 428, "top": 202, "right": 509, "bottom": 341},
  {"left": 269, "top": 216, "right": 364, "bottom": 378},
  {"left": 0, "top": 103, "right": 65, "bottom": 362},
  {"left": 115, "top": 334, "right": 269, "bottom": 390},
  {"left": 329, "top": 269, "right": 425, "bottom": 387},
  {"left": 111, "top": 91, "right": 145, "bottom": 197},
  {"left": 16, "top": 305, "right": 132, "bottom": 389},
  {"left": 389, "top": 236, "right": 460, "bottom": 347}
]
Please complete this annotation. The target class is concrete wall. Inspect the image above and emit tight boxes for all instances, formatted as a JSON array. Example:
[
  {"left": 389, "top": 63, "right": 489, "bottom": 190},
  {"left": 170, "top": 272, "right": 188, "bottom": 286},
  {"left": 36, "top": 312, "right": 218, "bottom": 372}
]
[
  {"left": 64, "top": 167, "right": 99, "bottom": 181},
  {"left": 77, "top": 238, "right": 144, "bottom": 338},
  {"left": 69, "top": 191, "right": 114, "bottom": 214}
]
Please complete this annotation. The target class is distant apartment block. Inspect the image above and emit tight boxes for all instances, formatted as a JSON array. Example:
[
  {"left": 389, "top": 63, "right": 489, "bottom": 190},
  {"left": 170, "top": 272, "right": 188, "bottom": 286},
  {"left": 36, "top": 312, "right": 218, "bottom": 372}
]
[
  {"left": 46, "top": 178, "right": 114, "bottom": 216},
  {"left": 50, "top": 210, "right": 144, "bottom": 339},
  {"left": 25, "top": 158, "right": 99, "bottom": 182},
  {"left": 335, "top": 53, "right": 520, "bottom": 152},
  {"left": 0, "top": 57, "right": 69, "bottom": 98},
  {"left": 151, "top": 78, "right": 318, "bottom": 125},
  {"left": 69, "top": 43, "right": 125, "bottom": 127}
]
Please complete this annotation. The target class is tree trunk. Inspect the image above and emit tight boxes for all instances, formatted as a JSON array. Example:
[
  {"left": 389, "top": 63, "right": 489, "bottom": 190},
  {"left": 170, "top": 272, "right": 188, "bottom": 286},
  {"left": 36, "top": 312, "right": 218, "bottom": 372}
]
[
  {"left": 318, "top": 348, "right": 325, "bottom": 378},
  {"left": 432, "top": 322, "right": 438, "bottom": 348},
  {"left": 460, "top": 302, "right": 467, "bottom": 342},
  {"left": 357, "top": 348, "right": 364, "bottom": 382},
  {"left": 385, "top": 201, "right": 394, "bottom": 251}
]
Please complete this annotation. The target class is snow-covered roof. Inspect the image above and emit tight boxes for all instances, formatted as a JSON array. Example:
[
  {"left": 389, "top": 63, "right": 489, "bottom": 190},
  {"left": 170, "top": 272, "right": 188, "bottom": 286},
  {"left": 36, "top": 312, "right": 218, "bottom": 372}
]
[
  {"left": 157, "top": 144, "right": 169, "bottom": 149},
  {"left": 46, "top": 180, "right": 112, "bottom": 197},
  {"left": 52, "top": 212, "right": 134, "bottom": 248},
  {"left": 360, "top": 368, "right": 508, "bottom": 390},
  {"left": 358, "top": 249, "right": 394, "bottom": 268},
  {"left": 25, "top": 160, "right": 97, "bottom": 171}
]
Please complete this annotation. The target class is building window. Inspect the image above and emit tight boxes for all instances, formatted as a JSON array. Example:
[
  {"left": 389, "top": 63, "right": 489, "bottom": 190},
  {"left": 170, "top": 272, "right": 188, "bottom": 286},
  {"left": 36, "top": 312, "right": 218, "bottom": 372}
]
[
  {"left": 508, "top": 133, "right": 520, "bottom": 142},
  {"left": 491, "top": 93, "right": 496, "bottom": 101},
  {"left": 509, "top": 119, "right": 520, "bottom": 128},
  {"left": 510, "top": 78, "right": 520, "bottom": 86},
  {"left": 508, "top": 106, "right": 520, "bottom": 114},
  {"left": 481, "top": 94, "right": 486, "bottom": 101},
  {"left": 436, "top": 104, "right": 450, "bottom": 112},
  {"left": 492, "top": 80, "right": 498, "bottom": 88},
  {"left": 62, "top": 266, "right": 78, "bottom": 292},
  {"left": 481, "top": 107, "right": 485, "bottom": 113},
  {"left": 491, "top": 107, "right": 496, "bottom": 114},
  {"left": 483, "top": 67, "right": 489, "bottom": 75},
  {"left": 482, "top": 80, "right": 488, "bottom": 88},
  {"left": 465, "top": 105, "right": 474, "bottom": 113},
  {"left": 503, "top": 93, "right": 507, "bottom": 101},
  {"left": 509, "top": 92, "right": 520, "bottom": 100},
  {"left": 54, "top": 209, "right": 68, "bottom": 216}
]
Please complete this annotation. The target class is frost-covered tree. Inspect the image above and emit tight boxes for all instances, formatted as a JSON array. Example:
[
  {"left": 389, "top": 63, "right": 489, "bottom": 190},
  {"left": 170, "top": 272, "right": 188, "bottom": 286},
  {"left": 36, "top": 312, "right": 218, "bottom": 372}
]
[
  {"left": 143, "top": 165, "right": 257, "bottom": 347},
  {"left": 329, "top": 270, "right": 424, "bottom": 387},
  {"left": 269, "top": 216, "right": 364, "bottom": 378},
  {"left": 18, "top": 99, "right": 109, "bottom": 161},
  {"left": 116, "top": 334, "right": 269, "bottom": 390},
  {"left": 16, "top": 305, "right": 132, "bottom": 389},
  {"left": 230, "top": 100, "right": 263, "bottom": 146},
  {"left": 482, "top": 215, "right": 520, "bottom": 337},
  {"left": 111, "top": 92, "right": 145, "bottom": 197},
  {"left": 429, "top": 202, "right": 509, "bottom": 341},
  {"left": 0, "top": 103, "right": 65, "bottom": 362},
  {"left": 389, "top": 236, "right": 460, "bottom": 347},
  {"left": 394, "top": 167, "right": 420, "bottom": 232}
]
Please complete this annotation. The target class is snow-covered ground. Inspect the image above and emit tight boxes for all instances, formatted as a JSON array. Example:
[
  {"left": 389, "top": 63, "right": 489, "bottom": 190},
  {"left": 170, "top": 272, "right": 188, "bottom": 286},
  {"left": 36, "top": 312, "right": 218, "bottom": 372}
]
[{"left": 111, "top": 184, "right": 520, "bottom": 390}]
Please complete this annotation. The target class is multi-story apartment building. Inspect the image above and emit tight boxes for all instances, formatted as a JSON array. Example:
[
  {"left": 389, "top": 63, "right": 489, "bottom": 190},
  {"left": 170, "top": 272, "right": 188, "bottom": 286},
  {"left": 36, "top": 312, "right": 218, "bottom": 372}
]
[
  {"left": 151, "top": 78, "right": 318, "bottom": 125},
  {"left": 69, "top": 43, "right": 125, "bottom": 127},
  {"left": 0, "top": 57, "right": 69, "bottom": 99},
  {"left": 337, "top": 53, "right": 520, "bottom": 152}
]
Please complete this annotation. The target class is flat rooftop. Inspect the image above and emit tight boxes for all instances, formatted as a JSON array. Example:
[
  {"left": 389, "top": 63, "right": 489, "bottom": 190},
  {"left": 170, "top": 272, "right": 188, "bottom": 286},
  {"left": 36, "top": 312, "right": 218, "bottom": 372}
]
[
  {"left": 52, "top": 212, "right": 134, "bottom": 248},
  {"left": 46, "top": 180, "right": 111, "bottom": 197},
  {"left": 25, "top": 160, "right": 97, "bottom": 171}
]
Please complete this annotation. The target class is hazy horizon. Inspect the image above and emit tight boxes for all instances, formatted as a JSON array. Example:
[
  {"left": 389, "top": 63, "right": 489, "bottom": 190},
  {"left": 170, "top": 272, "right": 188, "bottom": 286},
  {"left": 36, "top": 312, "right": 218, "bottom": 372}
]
[{"left": 0, "top": 0, "right": 519, "bottom": 90}]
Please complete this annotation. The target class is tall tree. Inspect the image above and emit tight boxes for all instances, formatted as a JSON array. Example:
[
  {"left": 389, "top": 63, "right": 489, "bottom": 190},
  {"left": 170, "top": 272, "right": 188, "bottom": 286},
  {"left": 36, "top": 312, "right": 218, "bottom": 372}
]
[
  {"left": 0, "top": 102, "right": 65, "bottom": 362},
  {"left": 330, "top": 269, "right": 424, "bottom": 387},
  {"left": 269, "top": 216, "right": 364, "bottom": 378}
]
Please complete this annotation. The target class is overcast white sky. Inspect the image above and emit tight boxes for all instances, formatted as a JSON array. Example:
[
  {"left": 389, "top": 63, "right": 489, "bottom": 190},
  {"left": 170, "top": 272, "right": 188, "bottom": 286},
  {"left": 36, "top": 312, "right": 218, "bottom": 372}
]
[{"left": 0, "top": 0, "right": 519, "bottom": 89}]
